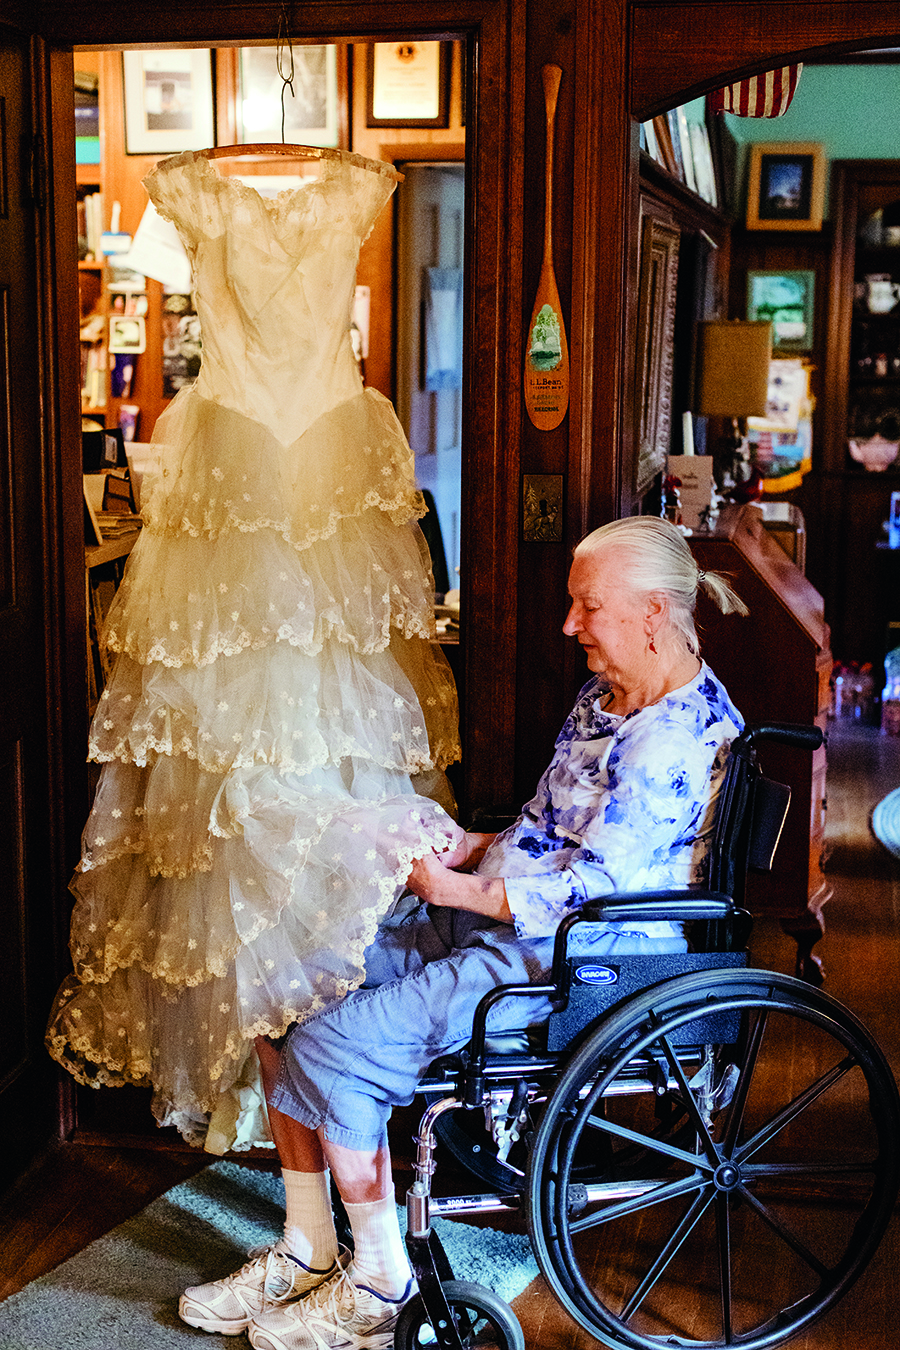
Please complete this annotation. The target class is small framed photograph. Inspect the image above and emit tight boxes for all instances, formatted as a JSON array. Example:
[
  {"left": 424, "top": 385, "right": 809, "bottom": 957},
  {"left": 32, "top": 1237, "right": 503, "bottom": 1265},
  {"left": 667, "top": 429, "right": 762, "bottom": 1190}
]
[
  {"left": 123, "top": 50, "right": 215, "bottom": 155},
  {"left": 747, "top": 270, "right": 815, "bottom": 353},
  {"left": 688, "top": 121, "right": 718, "bottom": 208},
  {"left": 651, "top": 114, "right": 679, "bottom": 178},
  {"left": 237, "top": 45, "right": 342, "bottom": 147},
  {"left": 674, "top": 106, "right": 697, "bottom": 194},
  {"left": 367, "top": 42, "right": 450, "bottom": 128},
  {"left": 109, "top": 315, "right": 146, "bottom": 355},
  {"left": 746, "top": 142, "right": 825, "bottom": 231}
]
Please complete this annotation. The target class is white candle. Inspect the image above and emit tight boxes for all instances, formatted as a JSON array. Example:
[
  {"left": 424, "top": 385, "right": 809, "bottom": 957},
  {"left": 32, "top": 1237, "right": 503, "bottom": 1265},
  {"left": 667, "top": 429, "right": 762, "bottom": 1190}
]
[{"left": 682, "top": 410, "right": 695, "bottom": 456}]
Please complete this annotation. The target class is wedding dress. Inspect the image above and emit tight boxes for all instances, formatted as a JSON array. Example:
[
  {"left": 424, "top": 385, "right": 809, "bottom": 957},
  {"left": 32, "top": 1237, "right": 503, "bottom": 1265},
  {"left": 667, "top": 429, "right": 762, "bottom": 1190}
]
[{"left": 47, "top": 148, "right": 461, "bottom": 1152}]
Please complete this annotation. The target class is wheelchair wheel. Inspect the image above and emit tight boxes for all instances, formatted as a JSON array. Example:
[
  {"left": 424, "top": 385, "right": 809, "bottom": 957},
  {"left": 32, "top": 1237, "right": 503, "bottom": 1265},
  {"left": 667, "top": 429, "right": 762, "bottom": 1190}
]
[
  {"left": 526, "top": 969, "right": 900, "bottom": 1350},
  {"left": 394, "top": 1280, "right": 525, "bottom": 1350}
]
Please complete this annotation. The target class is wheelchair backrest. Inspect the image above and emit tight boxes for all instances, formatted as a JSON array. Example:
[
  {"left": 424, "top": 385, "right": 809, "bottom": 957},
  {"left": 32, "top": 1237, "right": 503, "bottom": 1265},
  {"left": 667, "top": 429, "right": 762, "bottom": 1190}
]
[{"left": 705, "top": 722, "right": 819, "bottom": 906}]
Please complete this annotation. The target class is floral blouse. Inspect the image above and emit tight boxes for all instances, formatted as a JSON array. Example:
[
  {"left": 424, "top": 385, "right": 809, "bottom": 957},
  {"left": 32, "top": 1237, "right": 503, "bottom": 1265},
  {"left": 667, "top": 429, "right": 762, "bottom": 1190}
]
[{"left": 476, "top": 662, "right": 743, "bottom": 939}]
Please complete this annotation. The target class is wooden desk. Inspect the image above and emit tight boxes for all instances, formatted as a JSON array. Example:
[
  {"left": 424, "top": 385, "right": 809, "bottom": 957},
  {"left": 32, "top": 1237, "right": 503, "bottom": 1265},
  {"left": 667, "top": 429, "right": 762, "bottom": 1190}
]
[
  {"left": 85, "top": 530, "right": 139, "bottom": 714},
  {"left": 85, "top": 532, "right": 139, "bottom": 569},
  {"left": 690, "top": 503, "right": 832, "bottom": 983}
]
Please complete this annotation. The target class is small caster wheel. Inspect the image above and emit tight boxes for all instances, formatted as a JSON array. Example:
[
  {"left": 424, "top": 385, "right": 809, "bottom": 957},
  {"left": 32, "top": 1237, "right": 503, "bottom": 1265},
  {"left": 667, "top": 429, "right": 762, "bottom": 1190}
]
[{"left": 393, "top": 1280, "right": 525, "bottom": 1350}]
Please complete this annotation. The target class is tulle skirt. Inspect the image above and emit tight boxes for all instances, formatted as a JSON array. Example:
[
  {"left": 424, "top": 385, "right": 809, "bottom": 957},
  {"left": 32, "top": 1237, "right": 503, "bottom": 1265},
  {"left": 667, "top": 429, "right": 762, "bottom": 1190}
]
[{"left": 46, "top": 384, "right": 461, "bottom": 1150}]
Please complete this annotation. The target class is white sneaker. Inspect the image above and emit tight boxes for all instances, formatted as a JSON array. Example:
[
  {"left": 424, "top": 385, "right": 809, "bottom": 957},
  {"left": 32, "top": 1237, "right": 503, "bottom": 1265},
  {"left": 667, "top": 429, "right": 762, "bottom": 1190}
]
[
  {"left": 178, "top": 1242, "right": 346, "bottom": 1335},
  {"left": 248, "top": 1264, "right": 414, "bottom": 1350}
]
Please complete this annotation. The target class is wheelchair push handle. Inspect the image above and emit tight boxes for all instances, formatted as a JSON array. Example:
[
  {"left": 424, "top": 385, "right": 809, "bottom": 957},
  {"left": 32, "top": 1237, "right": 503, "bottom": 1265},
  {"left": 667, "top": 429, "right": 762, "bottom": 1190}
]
[{"left": 737, "top": 722, "right": 823, "bottom": 751}]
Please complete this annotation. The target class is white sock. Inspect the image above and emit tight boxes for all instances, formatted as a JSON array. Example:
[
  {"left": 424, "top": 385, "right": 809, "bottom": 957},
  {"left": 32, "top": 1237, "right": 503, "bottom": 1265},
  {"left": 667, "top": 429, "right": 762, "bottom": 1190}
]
[
  {"left": 281, "top": 1168, "right": 339, "bottom": 1272},
  {"left": 343, "top": 1194, "right": 412, "bottom": 1300}
]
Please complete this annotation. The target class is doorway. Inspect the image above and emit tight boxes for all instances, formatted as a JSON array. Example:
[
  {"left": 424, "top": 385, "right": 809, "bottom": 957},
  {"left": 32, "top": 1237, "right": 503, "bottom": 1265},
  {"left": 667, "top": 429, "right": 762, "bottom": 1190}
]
[{"left": 395, "top": 161, "right": 466, "bottom": 597}]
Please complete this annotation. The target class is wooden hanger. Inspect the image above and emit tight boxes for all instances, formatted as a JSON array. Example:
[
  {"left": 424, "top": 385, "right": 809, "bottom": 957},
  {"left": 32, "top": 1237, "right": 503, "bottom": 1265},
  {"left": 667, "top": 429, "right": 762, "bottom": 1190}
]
[{"left": 200, "top": 143, "right": 339, "bottom": 162}]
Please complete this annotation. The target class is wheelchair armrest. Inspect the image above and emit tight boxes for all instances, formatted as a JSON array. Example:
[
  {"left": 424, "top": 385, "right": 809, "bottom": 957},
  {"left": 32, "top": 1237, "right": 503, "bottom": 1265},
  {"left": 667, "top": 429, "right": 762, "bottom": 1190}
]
[
  {"left": 550, "top": 887, "right": 735, "bottom": 983},
  {"left": 571, "top": 889, "right": 735, "bottom": 923},
  {"left": 464, "top": 980, "right": 559, "bottom": 1103}
]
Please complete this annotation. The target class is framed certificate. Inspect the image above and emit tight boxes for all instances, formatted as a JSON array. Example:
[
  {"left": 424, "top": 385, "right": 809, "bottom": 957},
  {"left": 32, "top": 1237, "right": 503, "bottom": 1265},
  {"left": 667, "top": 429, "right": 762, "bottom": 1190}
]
[{"left": 366, "top": 42, "right": 450, "bottom": 128}]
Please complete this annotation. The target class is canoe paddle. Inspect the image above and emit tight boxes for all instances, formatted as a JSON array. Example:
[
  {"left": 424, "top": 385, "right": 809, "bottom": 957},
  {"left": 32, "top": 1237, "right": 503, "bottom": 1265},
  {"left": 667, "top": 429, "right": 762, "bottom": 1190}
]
[{"left": 524, "top": 63, "right": 569, "bottom": 431}]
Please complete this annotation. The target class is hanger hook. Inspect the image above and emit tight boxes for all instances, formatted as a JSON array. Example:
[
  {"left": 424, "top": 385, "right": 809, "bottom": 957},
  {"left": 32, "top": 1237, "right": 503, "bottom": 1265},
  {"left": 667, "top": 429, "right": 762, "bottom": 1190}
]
[{"left": 276, "top": 0, "right": 295, "bottom": 144}]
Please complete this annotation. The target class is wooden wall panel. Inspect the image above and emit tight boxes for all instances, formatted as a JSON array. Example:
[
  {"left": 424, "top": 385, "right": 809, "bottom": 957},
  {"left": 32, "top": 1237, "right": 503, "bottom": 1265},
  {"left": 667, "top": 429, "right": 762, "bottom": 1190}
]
[
  {"left": 0, "top": 739, "right": 28, "bottom": 1092},
  {"left": 0, "top": 285, "right": 12, "bottom": 609},
  {"left": 629, "top": 1, "right": 900, "bottom": 120}
]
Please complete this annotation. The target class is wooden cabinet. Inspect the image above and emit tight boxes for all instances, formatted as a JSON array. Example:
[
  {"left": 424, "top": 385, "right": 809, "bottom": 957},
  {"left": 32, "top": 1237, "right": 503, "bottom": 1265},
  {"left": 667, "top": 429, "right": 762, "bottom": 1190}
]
[
  {"left": 690, "top": 503, "right": 832, "bottom": 983},
  {"left": 811, "top": 162, "right": 900, "bottom": 673},
  {"left": 827, "top": 161, "right": 900, "bottom": 476}
]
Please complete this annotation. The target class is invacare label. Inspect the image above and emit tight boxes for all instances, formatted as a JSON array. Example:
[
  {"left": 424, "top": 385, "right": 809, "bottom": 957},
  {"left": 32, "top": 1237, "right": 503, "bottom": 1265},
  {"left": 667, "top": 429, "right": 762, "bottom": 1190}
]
[{"left": 575, "top": 965, "right": 618, "bottom": 986}]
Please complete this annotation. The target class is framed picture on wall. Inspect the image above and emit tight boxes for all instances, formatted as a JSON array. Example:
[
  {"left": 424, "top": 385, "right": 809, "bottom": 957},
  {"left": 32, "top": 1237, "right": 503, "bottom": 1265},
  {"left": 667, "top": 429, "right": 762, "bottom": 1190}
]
[
  {"left": 633, "top": 214, "right": 680, "bottom": 495},
  {"left": 122, "top": 50, "right": 215, "bottom": 154},
  {"left": 366, "top": 41, "right": 450, "bottom": 128},
  {"left": 746, "top": 142, "right": 825, "bottom": 231},
  {"left": 108, "top": 315, "right": 146, "bottom": 355},
  {"left": 747, "top": 269, "right": 815, "bottom": 352},
  {"left": 237, "top": 45, "right": 342, "bottom": 147},
  {"left": 688, "top": 121, "right": 718, "bottom": 207}
]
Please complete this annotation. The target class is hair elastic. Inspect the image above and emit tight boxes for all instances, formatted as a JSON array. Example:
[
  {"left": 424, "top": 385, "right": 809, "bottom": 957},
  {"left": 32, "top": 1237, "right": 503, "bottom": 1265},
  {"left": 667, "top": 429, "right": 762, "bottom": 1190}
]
[{"left": 697, "top": 570, "right": 707, "bottom": 585}]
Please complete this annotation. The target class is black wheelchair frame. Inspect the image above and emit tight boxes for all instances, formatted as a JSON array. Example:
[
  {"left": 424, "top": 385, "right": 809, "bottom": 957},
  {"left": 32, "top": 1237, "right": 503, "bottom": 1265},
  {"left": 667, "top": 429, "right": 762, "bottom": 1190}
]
[{"left": 394, "top": 724, "right": 900, "bottom": 1350}]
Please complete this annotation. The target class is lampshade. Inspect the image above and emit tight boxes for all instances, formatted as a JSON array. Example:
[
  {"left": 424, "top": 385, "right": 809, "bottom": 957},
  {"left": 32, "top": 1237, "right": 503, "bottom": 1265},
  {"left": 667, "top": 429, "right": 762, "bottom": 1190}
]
[{"left": 694, "top": 320, "right": 773, "bottom": 418}]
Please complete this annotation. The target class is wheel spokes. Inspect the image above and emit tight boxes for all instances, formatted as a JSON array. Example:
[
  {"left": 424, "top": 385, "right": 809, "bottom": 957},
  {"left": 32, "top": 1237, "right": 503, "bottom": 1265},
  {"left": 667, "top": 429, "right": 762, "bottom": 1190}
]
[
  {"left": 527, "top": 976, "right": 900, "bottom": 1350},
  {"left": 620, "top": 1186, "right": 716, "bottom": 1320},
  {"left": 715, "top": 1191, "right": 734, "bottom": 1345},
  {"left": 568, "top": 1171, "right": 708, "bottom": 1231},
  {"left": 736, "top": 1181, "right": 832, "bottom": 1280},
  {"left": 579, "top": 1106, "right": 714, "bottom": 1173},
  {"left": 723, "top": 1004, "right": 769, "bottom": 1155},
  {"left": 736, "top": 1055, "right": 859, "bottom": 1165},
  {"left": 655, "top": 1028, "right": 722, "bottom": 1166}
]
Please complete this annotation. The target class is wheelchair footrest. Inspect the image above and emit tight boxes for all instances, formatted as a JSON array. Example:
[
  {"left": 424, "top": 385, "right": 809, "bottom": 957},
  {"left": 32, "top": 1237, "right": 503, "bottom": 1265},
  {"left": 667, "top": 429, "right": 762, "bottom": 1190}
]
[{"left": 547, "top": 951, "right": 748, "bottom": 1050}]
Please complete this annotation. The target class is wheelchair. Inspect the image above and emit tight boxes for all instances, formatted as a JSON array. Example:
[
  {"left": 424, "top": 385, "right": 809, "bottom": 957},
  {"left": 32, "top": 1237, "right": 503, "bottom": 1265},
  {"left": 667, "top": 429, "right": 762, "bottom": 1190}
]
[{"left": 393, "top": 724, "right": 900, "bottom": 1350}]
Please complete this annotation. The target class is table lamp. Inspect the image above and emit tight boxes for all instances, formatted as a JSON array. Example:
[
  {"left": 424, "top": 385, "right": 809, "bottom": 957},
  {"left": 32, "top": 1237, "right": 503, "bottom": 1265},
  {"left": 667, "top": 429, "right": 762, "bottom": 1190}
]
[{"left": 693, "top": 318, "right": 773, "bottom": 497}]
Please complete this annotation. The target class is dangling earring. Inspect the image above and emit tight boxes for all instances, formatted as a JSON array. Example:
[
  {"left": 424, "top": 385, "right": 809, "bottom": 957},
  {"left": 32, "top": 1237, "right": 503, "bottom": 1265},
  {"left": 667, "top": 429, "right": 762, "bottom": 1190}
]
[{"left": 649, "top": 636, "right": 657, "bottom": 654}]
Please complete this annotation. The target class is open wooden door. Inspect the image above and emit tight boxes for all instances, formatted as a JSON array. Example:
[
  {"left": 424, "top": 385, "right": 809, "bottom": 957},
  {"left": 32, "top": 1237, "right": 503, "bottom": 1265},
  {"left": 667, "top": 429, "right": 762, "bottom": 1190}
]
[{"left": 0, "top": 33, "right": 82, "bottom": 1186}]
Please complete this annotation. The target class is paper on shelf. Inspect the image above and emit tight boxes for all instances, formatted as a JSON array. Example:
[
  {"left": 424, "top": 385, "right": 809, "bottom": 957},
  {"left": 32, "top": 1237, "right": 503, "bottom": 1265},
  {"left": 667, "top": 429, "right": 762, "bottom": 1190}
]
[
  {"left": 123, "top": 200, "right": 193, "bottom": 294},
  {"left": 667, "top": 454, "right": 715, "bottom": 531}
]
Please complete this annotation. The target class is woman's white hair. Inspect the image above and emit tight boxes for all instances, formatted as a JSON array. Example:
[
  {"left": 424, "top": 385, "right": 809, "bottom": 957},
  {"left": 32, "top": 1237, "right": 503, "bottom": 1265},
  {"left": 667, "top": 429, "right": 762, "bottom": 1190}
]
[{"left": 573, "top": 516, "right": 748, "bottom": 655}]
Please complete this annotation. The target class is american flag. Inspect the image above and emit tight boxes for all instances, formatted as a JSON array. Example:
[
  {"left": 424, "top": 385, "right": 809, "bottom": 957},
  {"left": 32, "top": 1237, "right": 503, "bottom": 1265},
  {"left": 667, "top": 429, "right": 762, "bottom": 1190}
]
[{"left": 710, "top": 64, "right": 803, "bottom": 118}]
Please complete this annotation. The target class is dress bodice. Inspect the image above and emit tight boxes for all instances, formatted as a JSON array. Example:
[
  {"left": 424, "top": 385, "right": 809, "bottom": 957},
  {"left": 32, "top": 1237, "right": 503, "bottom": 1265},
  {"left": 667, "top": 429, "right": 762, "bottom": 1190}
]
[{"left": 144, "top": 150, "right": 400, "bottom": 447}]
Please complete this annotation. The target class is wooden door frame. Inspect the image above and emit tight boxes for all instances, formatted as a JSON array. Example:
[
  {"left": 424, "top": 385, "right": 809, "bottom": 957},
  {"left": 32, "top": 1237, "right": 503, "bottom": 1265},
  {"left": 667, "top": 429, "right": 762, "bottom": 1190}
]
[
  {"left": 35, "top": 0, "right": 637, "bottom": 815},
  {"left": 39, "top": 1, "right": 528, "bottom": 818},
  {"left": 628, "top": 2, "right": 900, "bottom": 120}
]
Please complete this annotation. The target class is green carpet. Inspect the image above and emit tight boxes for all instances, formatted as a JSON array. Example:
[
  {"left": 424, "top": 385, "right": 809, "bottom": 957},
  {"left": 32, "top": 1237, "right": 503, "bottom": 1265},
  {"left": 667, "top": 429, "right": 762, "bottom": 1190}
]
[{"left": 0, "top": 1161, "right": 539, "bottom": 1349}]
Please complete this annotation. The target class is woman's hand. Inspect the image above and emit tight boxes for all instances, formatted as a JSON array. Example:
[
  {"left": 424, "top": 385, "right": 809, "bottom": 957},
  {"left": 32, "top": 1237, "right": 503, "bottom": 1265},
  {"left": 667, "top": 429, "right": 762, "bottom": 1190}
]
[
  {"left": 405, "top": 838, "right": 511, "bottom": 922},
  {"left": 438, "top": 829, "right": 497, "bottom": 872}
]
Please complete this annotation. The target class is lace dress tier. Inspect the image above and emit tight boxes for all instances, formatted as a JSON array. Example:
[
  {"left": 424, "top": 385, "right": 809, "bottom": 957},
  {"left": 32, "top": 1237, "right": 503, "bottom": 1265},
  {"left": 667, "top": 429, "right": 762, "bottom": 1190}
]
[{"left": 47, "top": 149, "right": 461, "bottom": 1152}]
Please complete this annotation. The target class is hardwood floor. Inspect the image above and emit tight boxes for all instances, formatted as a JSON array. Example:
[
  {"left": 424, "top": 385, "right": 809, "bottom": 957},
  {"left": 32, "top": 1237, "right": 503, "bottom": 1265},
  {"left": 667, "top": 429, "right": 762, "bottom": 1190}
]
[{"left": 1, "top": 719, "right": 898, "bottom": 1349}]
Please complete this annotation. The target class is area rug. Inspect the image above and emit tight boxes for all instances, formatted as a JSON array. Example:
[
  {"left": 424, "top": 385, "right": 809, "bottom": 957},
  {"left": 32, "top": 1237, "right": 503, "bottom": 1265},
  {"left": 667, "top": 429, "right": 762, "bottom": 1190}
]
[
  {"left": 871, "top": 786, "right": 900, "bottom": 859},
  {"left": 0, "top": 1161, "right": 539, "bottom": 1350}
]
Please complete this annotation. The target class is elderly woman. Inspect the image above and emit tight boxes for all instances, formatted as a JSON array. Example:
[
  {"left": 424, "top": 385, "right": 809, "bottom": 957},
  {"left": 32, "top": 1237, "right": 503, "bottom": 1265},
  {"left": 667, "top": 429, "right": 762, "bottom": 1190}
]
[{"left": 179, "top": 516, "right": 747, "bottom": 1350}]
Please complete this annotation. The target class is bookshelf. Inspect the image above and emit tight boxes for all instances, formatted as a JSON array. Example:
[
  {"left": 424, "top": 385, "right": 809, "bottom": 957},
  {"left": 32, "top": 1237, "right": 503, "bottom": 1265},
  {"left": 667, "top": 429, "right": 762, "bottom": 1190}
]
[
  {"left": 79, "top": 259, "right": 107, "bottom": 417},
  {"left": 76, "top": 58, "right": 108, "bottom": 421}
]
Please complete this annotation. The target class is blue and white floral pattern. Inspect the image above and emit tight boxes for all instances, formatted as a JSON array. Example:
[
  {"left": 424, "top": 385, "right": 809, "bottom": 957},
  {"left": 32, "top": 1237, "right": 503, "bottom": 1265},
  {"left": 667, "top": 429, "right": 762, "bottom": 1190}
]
[{"left": 477, "top": 663, "right": 743, "bottom": 939}]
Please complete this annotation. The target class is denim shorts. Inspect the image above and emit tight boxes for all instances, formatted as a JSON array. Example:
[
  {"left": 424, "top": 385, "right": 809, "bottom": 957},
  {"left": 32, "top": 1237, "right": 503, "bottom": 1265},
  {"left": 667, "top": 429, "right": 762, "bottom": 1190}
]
[{"left": 271, "top": 899, "right": 686, "bottom": 1152}]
